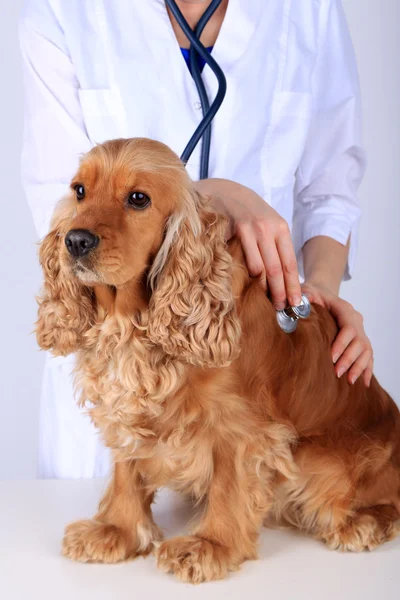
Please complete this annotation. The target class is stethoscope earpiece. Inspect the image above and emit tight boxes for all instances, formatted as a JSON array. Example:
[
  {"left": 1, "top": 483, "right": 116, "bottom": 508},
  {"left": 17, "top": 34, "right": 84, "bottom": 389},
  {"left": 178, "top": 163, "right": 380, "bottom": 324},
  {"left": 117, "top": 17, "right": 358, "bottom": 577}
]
[{"left": 276, "top": 294, "right": 311, "bottom": 333}]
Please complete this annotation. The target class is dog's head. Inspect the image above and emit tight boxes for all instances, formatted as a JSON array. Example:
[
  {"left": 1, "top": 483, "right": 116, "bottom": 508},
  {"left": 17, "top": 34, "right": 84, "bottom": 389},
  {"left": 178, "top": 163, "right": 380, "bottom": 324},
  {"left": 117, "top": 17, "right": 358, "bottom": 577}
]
[{"left": 36, "top": 138, "right": 240, "bottom": 367}]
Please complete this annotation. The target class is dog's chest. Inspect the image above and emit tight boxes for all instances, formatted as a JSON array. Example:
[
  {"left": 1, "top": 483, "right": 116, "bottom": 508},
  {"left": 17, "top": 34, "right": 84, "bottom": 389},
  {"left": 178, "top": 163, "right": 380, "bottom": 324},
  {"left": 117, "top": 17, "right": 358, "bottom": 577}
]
[
  {"left": 91, "top": 389, "right": 214, "bottom": 497},
  {"left": 77, "top": 343, "right": 216, "bottom": 490}
]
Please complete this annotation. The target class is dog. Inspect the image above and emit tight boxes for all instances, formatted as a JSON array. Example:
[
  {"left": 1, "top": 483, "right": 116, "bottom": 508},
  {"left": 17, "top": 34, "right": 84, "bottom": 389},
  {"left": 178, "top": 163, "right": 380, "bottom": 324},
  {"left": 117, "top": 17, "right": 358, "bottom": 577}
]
[{"left": 36, "top": 138, "right": 400, "bottom": 583}]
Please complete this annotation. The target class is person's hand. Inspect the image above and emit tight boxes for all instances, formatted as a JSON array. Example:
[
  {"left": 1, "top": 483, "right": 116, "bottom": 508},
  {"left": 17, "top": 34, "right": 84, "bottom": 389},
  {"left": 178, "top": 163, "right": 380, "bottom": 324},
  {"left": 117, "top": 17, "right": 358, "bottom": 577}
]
[
  {"left": 194, "top": 178, "right": 302, "bottom": 309},
  {"left": 301, "top": 282, "right": 373, "bottom": 387}
]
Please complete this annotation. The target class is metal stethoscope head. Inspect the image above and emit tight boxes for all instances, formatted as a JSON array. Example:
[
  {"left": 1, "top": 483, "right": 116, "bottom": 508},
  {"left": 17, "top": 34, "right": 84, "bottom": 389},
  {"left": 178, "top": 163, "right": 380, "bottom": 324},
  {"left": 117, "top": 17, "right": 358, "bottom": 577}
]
[{"left": 276, "top": 294, "right": 311, "bottom": 333}]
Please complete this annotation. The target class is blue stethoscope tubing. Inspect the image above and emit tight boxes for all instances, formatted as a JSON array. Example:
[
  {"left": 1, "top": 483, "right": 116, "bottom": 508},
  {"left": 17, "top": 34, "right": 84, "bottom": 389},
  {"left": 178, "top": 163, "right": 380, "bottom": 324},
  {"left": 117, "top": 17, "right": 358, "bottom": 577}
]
[{"left": 165, "top": 0, "right": 227, "bottom": 179}]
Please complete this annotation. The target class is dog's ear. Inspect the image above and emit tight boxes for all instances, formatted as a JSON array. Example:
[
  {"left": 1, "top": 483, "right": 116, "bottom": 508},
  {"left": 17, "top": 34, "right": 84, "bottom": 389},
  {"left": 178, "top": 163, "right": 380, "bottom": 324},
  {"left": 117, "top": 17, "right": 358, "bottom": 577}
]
[
  {"left": 147, "top": 189, "right": 241, "bottom": 368},
  {"left": 36, "top": 197, "right": 94, "bottom": 356}
]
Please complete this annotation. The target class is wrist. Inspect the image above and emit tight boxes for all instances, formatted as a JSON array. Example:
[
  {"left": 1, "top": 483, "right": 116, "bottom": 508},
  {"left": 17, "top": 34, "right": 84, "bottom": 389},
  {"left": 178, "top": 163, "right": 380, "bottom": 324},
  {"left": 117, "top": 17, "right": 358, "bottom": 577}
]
[
  {"left": 303, "top": 277, "right": 338, "bottom": 296},
  {"left": 302, "top": 236, "right": 348, "bottom": 297}
]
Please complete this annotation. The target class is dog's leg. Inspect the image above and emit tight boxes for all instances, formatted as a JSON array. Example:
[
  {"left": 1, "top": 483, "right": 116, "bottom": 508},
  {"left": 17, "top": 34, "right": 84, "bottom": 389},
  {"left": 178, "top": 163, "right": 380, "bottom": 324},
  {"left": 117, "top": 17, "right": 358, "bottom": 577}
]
[
  {"left": 320, "top": 504, "right": 400, "bottom": 551},
  {"left": 276, "top": 439, "right": 400, "bottom": 552},
  {"left": 62, "top": 460, "right": 162, "bottom": 563},
  {"left": 156, "top": 449, "right": 265, "bottom": 583}
]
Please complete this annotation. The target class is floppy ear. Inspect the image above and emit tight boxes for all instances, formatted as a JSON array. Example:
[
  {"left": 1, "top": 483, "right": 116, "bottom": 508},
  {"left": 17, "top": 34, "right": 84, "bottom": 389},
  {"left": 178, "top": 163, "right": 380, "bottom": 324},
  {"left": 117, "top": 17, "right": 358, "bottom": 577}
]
[
  {"left": 147, "top": 190, "right": 241, "bottom": 368},
  {"left": 36, "top": 197, "right": 94, "bottom": 356}
]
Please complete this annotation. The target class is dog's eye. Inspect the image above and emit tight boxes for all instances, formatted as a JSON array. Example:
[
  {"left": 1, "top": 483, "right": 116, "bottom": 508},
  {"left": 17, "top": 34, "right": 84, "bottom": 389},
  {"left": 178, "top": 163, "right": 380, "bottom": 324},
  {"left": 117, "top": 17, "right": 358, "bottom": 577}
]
[
  {"left": 127, "top": 192, "right": 151, "bottom": 210},
  {"left": 74, "top": 184, "right": 85, "bottom": 201}
]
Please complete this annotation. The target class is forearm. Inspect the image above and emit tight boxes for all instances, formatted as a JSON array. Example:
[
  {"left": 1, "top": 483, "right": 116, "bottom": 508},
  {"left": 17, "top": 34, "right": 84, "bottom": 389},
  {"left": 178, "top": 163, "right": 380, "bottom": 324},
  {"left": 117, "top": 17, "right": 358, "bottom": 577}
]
[
  {"left": 303, "top": 235, "right": 350, "bottom": 296},
  {"left": 194, "top": 178, "right": 244, "bottom": 199},
  {"left": 194, "top": 178, "right": 246, "bottom": 222},
  {"left": 194, "top": 178, "right": 266, "bottom": 239}
]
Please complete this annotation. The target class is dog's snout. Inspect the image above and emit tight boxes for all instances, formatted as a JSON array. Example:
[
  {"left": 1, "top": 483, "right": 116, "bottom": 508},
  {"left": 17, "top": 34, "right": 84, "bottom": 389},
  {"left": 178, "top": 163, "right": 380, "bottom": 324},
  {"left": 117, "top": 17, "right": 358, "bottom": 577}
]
[{"left": 65, "top": 229, "right": 99, "bottom": 258}]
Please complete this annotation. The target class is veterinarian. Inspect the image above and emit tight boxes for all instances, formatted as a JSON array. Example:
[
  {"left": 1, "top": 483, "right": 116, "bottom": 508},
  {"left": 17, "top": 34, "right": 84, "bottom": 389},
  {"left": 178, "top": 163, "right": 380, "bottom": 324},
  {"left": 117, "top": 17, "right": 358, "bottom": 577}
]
[{"left": 19, "top": 0, "right": 372, "bottom": 478}]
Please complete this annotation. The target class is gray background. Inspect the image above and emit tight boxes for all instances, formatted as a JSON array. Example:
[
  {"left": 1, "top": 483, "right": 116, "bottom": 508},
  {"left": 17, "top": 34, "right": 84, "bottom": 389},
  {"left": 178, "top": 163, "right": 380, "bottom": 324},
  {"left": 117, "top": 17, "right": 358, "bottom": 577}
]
[{"left": 0, "top": 0, "right": 399, "bottom": 480}]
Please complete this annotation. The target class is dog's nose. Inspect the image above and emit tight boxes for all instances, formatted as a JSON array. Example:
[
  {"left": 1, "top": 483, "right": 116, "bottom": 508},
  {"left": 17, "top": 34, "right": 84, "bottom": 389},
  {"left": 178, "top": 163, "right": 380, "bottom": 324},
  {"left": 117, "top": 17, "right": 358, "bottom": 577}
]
[{"left": 65, "top": 229, "right": 99, "bottom": 258}]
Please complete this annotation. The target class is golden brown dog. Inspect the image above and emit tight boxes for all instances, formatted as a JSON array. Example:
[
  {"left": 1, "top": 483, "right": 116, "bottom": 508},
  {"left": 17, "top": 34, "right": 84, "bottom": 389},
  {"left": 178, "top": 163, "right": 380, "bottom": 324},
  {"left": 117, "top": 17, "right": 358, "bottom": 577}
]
[{"left": 36, "top": 138, "right": 400, "bottom": 583}]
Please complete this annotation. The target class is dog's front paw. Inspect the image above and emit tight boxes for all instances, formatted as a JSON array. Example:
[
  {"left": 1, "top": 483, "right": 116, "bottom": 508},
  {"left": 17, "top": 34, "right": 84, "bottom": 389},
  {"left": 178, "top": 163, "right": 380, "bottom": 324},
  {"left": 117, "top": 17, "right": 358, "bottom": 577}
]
[
  {"left": 156, "top": 535, "right": 237, "bottom": 583},
  {"left": 62, "top": 519, "right": 131, "bottom": 563}
]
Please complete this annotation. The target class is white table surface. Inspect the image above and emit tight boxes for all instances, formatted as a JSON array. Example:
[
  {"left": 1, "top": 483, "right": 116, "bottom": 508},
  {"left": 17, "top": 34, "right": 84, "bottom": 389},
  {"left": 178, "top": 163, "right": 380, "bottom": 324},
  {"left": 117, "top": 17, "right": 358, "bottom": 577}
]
[{"left": 0, "top": 479, "right": 398, "bottom": 600}]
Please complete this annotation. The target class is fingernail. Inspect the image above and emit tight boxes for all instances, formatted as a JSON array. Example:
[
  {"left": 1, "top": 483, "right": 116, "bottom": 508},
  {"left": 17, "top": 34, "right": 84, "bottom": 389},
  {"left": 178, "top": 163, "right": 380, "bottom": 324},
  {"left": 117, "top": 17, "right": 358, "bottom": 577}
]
[
  {"left": 292, "top": 296, "right": 302, "bottom": 306},
  {"left": 337, "top": 367, "right": 345, "bottom": 378},
  {"left": 332, "top": 354, "right": 339, "bottom": 364},
  {"left": 276, "top": 303, "right": 286, "bottom": 311},
  {"left": 350, "top": 375, "right": 357, "bottom": 385}
]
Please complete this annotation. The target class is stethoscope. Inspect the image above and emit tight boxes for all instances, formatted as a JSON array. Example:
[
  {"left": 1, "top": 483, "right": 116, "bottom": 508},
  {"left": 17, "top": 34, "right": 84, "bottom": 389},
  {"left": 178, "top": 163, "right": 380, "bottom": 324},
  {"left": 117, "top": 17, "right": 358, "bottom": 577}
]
[
  {"left": 165, "top": 0, "right": 311, "bottom": 332},
  {"left": 165, "top": 0, "right": 226, "bottom": 179}
]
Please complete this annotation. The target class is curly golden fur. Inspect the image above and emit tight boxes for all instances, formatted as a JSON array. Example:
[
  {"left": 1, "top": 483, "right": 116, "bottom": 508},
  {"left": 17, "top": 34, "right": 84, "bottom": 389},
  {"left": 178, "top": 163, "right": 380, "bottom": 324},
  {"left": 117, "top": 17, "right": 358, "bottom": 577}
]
[
  {"left": 36, "top": 198, "right": 95, "bottom": 355},
  {"left": 36, "top": 138, "right": 400, "bottom": 583}
]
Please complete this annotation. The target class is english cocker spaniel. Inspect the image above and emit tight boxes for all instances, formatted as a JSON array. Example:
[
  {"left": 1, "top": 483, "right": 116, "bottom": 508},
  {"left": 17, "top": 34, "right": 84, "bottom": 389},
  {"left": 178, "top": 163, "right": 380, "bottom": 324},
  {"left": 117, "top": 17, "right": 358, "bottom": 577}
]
[{"left": 36, "top": 138, "right": 400, "bottom": 583}]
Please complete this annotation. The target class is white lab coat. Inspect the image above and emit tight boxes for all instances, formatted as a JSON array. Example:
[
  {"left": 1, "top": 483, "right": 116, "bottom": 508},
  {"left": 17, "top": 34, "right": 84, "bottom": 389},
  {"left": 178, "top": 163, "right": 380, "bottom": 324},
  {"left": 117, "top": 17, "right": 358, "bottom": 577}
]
[{"left": 19, "top": 0, "right": 365, "bottom": 478}]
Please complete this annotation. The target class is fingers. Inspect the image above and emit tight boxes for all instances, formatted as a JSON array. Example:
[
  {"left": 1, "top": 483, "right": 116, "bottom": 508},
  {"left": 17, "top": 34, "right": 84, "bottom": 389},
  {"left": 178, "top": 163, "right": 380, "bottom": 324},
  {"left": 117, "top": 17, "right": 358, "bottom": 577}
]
[
  {"left": 331, "top": 325, "right": 356, "bottom": 364},
  {"left": 331, "top": 314, "right": 373, "bottom": 385},
  {"left": 363, "top": 358, "right": 374, "bottom": 388},
  {"left": 258, "top": 238, "right": 286, "bottom": 309},
  {"left": 335, "top": 338, "right": 365, "bottom": 379},
  {"left": 240, "top": 228, "right": 267, "bottom": 291},
  {"left": 302, "top": 285, "right": 374, "bottom": 388},
  {"left": 237, "top": 219, "right": 301, "bottom": 310},
  {"left": 335, "top": 335, "right": 373, "bottom": 386},
  {"left": 276, "top": 228, "right": 302, "bottom": 306},
  {"left": 347, "top": 350, "right": 371, "bottom": 385}
]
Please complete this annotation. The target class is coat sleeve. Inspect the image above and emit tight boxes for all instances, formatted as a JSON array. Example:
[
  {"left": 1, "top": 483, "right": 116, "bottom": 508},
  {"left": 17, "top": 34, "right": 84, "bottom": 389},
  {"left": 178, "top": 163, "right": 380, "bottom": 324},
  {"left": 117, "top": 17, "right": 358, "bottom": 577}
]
[
  {"left": 19, "top": 0, "right": 92, "bottom": 238},
  {"left": 292, "top": 0, "right": 366, "bottom": 280}
]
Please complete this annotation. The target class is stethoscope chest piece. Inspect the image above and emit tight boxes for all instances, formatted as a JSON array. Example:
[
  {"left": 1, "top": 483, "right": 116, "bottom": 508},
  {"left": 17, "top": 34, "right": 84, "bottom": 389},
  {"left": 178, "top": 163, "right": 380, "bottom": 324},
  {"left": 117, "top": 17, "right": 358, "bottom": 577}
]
[{"left": 276, "top": 294, "right": 311, "bottom": 333}]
